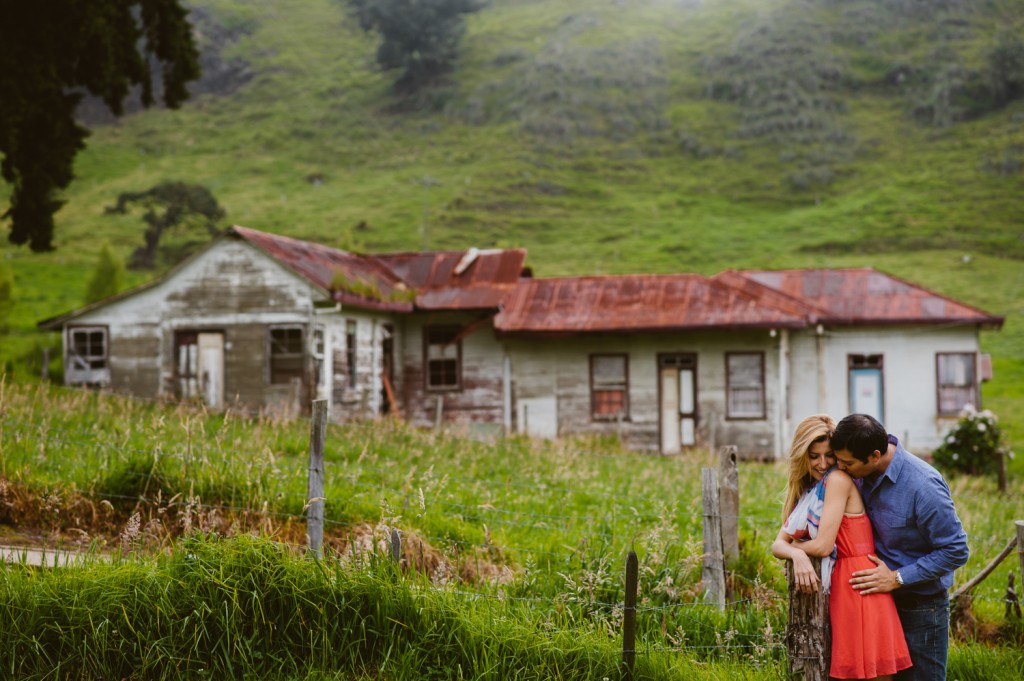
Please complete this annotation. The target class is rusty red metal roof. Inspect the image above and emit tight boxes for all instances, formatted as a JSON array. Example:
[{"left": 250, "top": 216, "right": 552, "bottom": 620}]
[
  {"left": 373, "top": 247, "right": 528, "bottom": 310},
  {"left": 231, "top": 226, "right": 414, "bottom": 311},
  {"left": 494, "top": 274, "right": 812, "bottom": 335},
  {"left": 740, "top": 268, "right": 1004, "bottom": 327}
]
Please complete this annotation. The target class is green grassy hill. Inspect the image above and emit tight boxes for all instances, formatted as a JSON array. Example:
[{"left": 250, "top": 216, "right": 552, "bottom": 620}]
[{"left": 2, "top": 0, "right": 1023, "bottom": 444}]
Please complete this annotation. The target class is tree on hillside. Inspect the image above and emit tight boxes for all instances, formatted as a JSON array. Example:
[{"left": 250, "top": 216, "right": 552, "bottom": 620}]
[
  {"left": 105, "top": 182, "right": 225, "bottom": 270},
  {"left": 85, "top": 242, "right": 125, "bottom": 305},
  {"left": 0, "top": 257, "right": 14, "bottom": 333},
  {"left": 344, "top": 0, "right": 487, "bottom": 92},
  {"left": 0, "top": 2, "right": 201, "bottom": 253},
  {"left": 988, "top": 30, "right": 1024, "bottom": 107}
]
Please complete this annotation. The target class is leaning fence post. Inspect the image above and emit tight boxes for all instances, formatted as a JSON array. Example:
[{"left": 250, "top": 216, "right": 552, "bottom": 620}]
[
  {"left": 786, "top": 559, "right": 830, "bottom": 680},
  {"left": 701, "top": 467, "right": 726, "bottom": 609},
  {"left": 718, "top": 445, "right": 739, "bottom": 564},
  {"left": 623, "top": 551, "right": 638, "bottom": 681},
  {"left": 1017, "top": 521, "right": 1024, "bottom": 593},
  {"left": 306, "top": 399, "right": 327, "bottom": 559}
]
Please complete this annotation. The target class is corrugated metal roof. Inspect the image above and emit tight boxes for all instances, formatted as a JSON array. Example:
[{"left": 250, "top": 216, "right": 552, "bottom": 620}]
[
  {"left": 231, "top": 226, "right": 414, "bottom": 311},
  {"left": 373, "top": 247, "right": 528, "bottom": 310},
  {"left": 493, "top": 274, "right": 811, "bottom": 335},
  {"left": 741, "top": 268, "right": 1004, "bottom": 327}
]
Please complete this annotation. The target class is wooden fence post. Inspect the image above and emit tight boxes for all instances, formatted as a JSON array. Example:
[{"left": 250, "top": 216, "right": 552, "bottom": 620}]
[
  {"left": 718, "top": 445, "right": 739, "bottom": 564},
  {"left": 306, "top": 399, "right": 327, "bottom": 559},
  {"left": 1017, "top": 521, "right": 1024, "bottom": 598},
  {"left": 623, "top": 550, "right": 638, "bottom": 681},
  {"left": 786, "top": 558, "right": 830, "bottom": 680},
  {"left": 996, "top": 451, "right": 1008, "bottom": 494},
  {"left": 701, "top": 467, "right": 726, "bottom": 609},
  {"left": 390, "top": 528, "right": 402, "bottom": 565}
]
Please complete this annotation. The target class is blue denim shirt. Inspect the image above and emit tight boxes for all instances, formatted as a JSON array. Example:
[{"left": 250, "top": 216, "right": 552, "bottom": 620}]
[{"left": 857, "top": 435, "right": 969, "bottom": 596}]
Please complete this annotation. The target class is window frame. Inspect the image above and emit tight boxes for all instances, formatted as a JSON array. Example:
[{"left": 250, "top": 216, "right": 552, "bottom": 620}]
[
  {"left": 345, "top": 319, "right": 357, "bottom": 390},
  {"left": 589, "top": 353, "right": 630, "bottom": 421},
  {"left": 423, "top": 325, "right": 462, "bottom": 392},
  {"left": 65, "top": 325, "right": 110, "bottom": 385},
  {"left": 725, "top": 351, "right": 766, "bottom": 420},
  {"left": 936, "top": 351, "right": 978, "bottom": 416},
  {"left": 267, "top": 325, "right": 305, "bottom": 386}
]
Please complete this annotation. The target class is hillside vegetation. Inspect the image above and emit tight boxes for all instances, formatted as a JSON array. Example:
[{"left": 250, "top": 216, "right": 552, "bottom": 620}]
[{"left": 1, "top": 0, "right": 1022, "bottom": 445}]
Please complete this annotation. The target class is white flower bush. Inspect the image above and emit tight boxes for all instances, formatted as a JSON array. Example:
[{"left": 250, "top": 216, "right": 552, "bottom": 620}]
[{"left": 932, "top": 406, "right": 1013, "bottom": 475}]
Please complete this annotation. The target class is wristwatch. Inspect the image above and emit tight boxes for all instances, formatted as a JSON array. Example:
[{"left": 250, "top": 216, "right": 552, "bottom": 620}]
[{"left": 894, "top": 570, "right": 904, "bottom": 587}]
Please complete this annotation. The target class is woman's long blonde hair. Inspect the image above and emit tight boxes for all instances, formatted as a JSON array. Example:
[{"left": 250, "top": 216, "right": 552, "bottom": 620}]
[{"left": 780, "top": 414, "right": 837, "bottom": 522}]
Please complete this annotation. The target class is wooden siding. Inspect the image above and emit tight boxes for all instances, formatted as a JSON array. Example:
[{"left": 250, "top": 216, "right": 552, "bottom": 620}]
[
  {"left": 66, "top": 241, "right": 321, "bottom": 413},
  {"left": 398, "top": 314, "right": 505, "bottom": 429},
  {"left": 108, "top": 328, "right": 161, "bottom": 396},
  {"left": 506, "top": 330, "right": 781, "bottom": 457},
  {"left": 787, "top": 324, "right": 983, "bottom": 451}
]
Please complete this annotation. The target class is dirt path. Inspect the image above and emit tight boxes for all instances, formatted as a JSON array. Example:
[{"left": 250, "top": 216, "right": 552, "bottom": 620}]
[{"left": 0, "top": 544, "right": 104, "bottom": 568}]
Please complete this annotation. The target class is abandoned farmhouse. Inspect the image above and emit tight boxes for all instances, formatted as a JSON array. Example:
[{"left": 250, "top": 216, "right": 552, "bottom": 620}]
[{"left": 40, "top": 225, "right": 1003, "bottom": 458}]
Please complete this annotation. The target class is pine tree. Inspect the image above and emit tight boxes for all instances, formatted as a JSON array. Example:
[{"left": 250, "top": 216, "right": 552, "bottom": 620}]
[
  {"left": 0, "top": 2, "right": 200, "bottom": 252},
  {"left": 85, "top": 243, "right": 125, "bottom": 305},
  {"left": 345, "top": 0, "right": 487, "bottom": 92}
]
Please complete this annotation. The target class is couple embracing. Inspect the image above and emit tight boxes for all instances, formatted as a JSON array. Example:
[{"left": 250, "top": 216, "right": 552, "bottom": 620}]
[{"left": 772, "top": 414, "right": 969, "bottom": 681}]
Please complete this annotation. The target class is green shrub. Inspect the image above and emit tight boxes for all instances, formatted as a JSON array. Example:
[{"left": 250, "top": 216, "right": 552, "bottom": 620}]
[{"left": 932, "top": 406, "right": 1014, "bottom": 476}]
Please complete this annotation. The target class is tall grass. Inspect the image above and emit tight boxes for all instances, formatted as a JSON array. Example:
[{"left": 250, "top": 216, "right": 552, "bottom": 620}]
[{"left": 1, "top": 380, "right": 1022, "bottom": 678}]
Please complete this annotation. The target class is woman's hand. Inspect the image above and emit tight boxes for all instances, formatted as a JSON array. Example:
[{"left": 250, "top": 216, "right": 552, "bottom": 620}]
[
  {"left": 772, "top": 528, "right": 820, "bottom": 593},
  {"left": 791, "top": 550, "right": 819, "bottom": 593}
]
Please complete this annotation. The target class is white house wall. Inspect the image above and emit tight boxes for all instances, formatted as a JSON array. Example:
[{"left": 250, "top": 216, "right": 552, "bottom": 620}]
[
  {"left": 397, "top": 314, "right": 506, "bottom": 435},
  {"left": 320, "top": 309, "right": 398, "bottom": 423},
  {"left": 64, "top": 240, "right": 325, "bottom": 410},
  {"left": 504, "top": 329, "right": 783, "bottom": 457},
  {"left": 787, "top": 324, "right": 982, "bottom": 451}
]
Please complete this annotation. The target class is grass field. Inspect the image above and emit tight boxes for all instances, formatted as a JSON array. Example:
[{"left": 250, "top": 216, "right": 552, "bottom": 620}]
[{"left": 1, "top": 380, "right": 1021, "bottom": 679}]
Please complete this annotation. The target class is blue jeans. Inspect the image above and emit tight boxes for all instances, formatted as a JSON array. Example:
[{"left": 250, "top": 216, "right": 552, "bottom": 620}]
[{"left": 894, "top": 597, "right": 950, "bottom": 681}]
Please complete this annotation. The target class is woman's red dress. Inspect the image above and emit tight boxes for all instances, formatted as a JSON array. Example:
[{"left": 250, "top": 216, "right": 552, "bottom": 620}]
[{"left": 829, "top": 513, "right": 913, "bottom": 679}]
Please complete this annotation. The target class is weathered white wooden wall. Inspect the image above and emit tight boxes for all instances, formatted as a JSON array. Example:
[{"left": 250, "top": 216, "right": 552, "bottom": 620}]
[
  {"left": 63, "top": 241, "right": 323, "bottom": 413},
  {"left": 396, "top": 314, "right": 506, "bottom": 437},
  {"left": 787, "top": 324, "right": 983, "bottom": 451},
  {"left": 504, "top": 329, "right": 782, "bottom": 457}
]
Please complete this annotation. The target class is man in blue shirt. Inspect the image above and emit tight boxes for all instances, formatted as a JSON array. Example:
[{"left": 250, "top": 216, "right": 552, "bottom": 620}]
[{"left": 831, "top": 413, "right": 969, "bottom": 681}]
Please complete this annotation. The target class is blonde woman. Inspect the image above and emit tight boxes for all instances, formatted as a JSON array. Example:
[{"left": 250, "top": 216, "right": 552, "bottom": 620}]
[{"left": 772, "top": 415, "right": 911, "bottom": 680}]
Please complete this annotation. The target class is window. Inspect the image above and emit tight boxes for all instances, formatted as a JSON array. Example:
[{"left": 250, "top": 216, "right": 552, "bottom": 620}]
[
  {"left": 425, "top": 326, "right": 461, "bottom": 390},
  {"left": 591, "top": 354, "right": 629, "bottom": 420},
  {"left": 726, "top": 352, "right": 765, "bottom": 419},
  {"left": 66, "top": 326, "right": 109, "bottom": 385},
  {"left": 937, "top": 352, "right": 977, "bottom": 415},
  {"left": 269, "top": 326, "right": 304, "bottom": 385},
  {"left": 175, "top": 332, "right": 200, "bottom": 398},
  {"left": 345, "top": 320, "right": 357, "bottom": 389}
]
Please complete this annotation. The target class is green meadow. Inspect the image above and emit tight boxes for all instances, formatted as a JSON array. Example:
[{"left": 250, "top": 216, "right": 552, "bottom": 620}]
[
  {"left": 1, "top": 1, "right": 1023, "bottom": 676},
  {"left": 1, "top": 381, "right": 1022, "bottom": 679}
]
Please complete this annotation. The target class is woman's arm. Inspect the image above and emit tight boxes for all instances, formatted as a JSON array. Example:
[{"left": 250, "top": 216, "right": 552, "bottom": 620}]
[
  {"left": 789, "top": 471, "right": 852, "bottom": 558},
  {"left": 772, "top": 527, "right": 819, "bottom": 592}
]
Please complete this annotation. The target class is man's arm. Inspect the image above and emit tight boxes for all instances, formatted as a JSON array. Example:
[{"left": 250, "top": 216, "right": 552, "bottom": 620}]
[
  {"left": 851, "top": 475, "right": 968, "bottom": 594},
  {"left": 893, "top": 475, "right": 969, "bottom": 586}
]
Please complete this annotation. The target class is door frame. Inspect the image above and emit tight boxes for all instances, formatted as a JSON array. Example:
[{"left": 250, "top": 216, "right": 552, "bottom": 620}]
[{"left": 657, "top": 353, "right": 699, "bottom": 454}]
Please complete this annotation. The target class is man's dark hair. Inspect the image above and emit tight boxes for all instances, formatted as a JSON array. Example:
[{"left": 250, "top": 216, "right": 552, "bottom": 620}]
[{"left": 830, "top": 414, "right": 888, "bottom": 462}]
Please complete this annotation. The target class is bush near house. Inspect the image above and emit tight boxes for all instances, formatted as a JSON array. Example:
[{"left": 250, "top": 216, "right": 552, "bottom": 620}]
[{"left": 932, "top": 405, "right": 1015, "bottom": 476}]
